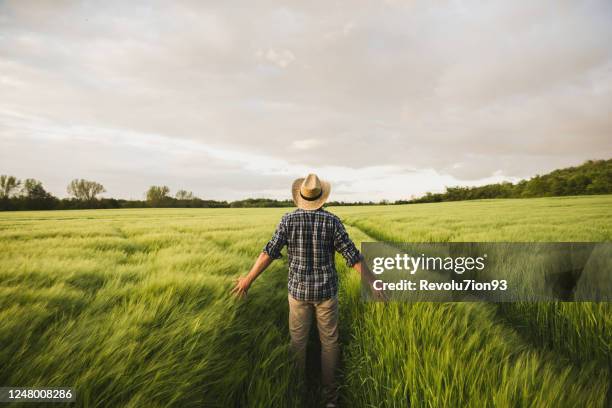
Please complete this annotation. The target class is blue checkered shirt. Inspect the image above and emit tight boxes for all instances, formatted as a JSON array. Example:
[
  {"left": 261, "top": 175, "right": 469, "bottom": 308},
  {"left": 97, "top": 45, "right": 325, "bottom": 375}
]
[{"left": 262, "top": 208, "right": 362, "bottom": 301}]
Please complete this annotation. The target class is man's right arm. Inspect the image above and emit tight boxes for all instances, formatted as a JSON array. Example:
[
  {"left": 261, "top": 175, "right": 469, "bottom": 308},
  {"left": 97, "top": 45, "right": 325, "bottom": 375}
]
[
  {"left": 333, "top": 219, "right": 387, "bottom": 301},
  {"left": 352, "top": 260, "right": 388, "bottom": 301},
  {"left": 351, "top": 260, "right": 374, "bottom": 285},
  {"left": 333, "top": 219, "right": 362, "bottom": 267}
]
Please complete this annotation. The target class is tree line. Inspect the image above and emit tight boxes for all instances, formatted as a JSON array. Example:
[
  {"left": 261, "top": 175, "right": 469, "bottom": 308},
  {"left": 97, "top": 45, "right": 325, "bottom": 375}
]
[
  {"left": 398, "top": 159, "right": 612, "bottom": 204},
  {"left": 0, "top": 175, "right": 383, "bottom": 211},
  {"left": 1, "top": 159, "right": 610, "bottom": 211},
  {"left": 0, "top": 178, "right": 229, "bottom": 211}
]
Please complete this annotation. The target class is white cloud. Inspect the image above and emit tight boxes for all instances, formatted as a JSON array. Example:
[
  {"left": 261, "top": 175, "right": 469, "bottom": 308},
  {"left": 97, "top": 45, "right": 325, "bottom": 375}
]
[
  {"left": 256, "top": 48, "right": 296, "bottom": 68},
  {"left": 292, "top": 139, "right": 322, "bottom": 150}
]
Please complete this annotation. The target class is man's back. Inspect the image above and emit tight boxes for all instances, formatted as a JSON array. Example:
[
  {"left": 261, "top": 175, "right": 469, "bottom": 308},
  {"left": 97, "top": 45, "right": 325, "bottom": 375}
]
[{"left": 263, "top": 208, "right": 361, "bottom": 301}]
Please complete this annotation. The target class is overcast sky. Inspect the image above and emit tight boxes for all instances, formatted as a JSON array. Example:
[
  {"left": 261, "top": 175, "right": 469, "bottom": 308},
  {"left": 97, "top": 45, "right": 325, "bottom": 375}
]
[{"left": 1, "top": 0, "right": 611, "bottom": 201}]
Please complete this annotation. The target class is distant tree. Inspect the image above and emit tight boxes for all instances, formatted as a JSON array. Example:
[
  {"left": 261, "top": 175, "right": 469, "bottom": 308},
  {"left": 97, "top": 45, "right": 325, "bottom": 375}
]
[
  {"left": 230, "top": 198, "right": 294, "bottom": 208},
  {"left": 67, "top": 179, "right": 106, "bottom": 201},
  {"left": 407, "top": 159, "right": 611, "bottom": 204},
  {"left": 146, "top": 185, "right": 170, "bottom": 207},
  {"left": 22, "top": 179, "right": 51, "bottom": 200},
  {"left": 549, "top": 176, "right": 567, "bottom": 196},
  {"left": 524, "top": 175, "right": 549, "bottom": 197},
  {"left": 0, "top": 175, "right": 21, "bottom": 198},
  {"left": 587, "top": 174, "right": 609, "bottom": 194},
  {"left": 19, "top": 178, "right": 56, "bottom": 210},
  {"left": 175, "top": 190, "right": 195, "bottom": 200},
  {"left": 567, "top": 174, "right": 590, "bottom": 194}
]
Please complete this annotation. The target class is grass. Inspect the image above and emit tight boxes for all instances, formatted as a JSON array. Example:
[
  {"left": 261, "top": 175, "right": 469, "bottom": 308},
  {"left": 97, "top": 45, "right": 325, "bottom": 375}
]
[{"left": 0, "top": 195, "right": 610, "bottom": 407}]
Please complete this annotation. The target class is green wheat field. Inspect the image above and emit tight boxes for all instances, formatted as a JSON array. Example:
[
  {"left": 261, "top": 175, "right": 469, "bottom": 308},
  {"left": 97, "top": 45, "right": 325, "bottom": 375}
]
[{"left": 1, "top": 195, "right": 611, "bottom": 407}]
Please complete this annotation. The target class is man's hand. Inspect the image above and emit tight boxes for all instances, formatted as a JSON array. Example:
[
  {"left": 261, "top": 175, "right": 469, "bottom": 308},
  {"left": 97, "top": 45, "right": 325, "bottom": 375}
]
[
  {"left": 370, "top": 287, "right": 389, "bottom": 302},
  {"left": 352, "top": 259, "right": 389, "bottom": 302},
  {"left": 230, "top": 252, "right": 274, "bottom": 298},
  {"left": 231, "top": 276, "right": 251, "bottom": 298}
]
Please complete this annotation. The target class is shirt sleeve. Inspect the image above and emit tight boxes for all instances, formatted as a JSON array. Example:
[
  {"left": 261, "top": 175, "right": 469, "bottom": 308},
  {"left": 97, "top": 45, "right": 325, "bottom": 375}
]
[
  {"left": 333, "top": 218, "right": 362, "bottom": 267},
  {"left": 262, "top": 215, "right": 287, "bottom": 259}
]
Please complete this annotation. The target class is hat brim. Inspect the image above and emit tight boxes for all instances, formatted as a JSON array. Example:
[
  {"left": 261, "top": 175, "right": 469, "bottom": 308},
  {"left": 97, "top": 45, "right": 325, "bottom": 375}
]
[{"left": 291, "top": 178, "right": 331, "bottom": 210}]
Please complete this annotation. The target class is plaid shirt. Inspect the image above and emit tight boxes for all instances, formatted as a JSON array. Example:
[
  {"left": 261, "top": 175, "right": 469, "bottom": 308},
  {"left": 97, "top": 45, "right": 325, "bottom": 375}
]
[{"left": 263, "top": 208, "right": 361, "bottom": 301}]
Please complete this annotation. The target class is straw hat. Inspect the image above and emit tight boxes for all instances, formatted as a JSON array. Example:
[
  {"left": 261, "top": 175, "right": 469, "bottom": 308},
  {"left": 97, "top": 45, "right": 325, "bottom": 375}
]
[{"left": 292, "top": 173, "right": 331, "bottom": 210}]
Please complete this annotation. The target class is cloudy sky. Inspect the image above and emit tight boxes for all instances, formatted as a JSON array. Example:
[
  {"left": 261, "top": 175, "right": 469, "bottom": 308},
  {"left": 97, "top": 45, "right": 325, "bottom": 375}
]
[{"left": 1, "top": 0, "right": 611, "bottom": 201}]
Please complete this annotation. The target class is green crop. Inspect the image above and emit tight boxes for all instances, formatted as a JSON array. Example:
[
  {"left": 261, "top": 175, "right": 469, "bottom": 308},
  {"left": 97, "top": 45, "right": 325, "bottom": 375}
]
[{"left": 0, "top": 195, "right": 610, "bottom": 407}]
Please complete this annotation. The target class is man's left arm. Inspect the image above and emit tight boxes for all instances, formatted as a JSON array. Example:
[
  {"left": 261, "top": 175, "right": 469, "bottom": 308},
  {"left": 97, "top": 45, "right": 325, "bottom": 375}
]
[
  {"left": 231, "top": 252, "right": 274, "bottom": 298},
  {"left": 231, "top": 216, "right": 287, "bottom": 298}
]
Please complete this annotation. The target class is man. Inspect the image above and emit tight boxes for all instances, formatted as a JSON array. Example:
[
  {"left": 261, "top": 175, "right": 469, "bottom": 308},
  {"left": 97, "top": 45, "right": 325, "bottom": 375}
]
[{"left": 231, "top": 173, "right": 377, "bottom": 408}]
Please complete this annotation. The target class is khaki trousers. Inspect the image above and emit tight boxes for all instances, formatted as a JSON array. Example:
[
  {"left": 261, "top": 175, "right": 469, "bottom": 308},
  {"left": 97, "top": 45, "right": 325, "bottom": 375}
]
[{"left": 288, "top": 293, "right": 339, "bottom": 403}]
